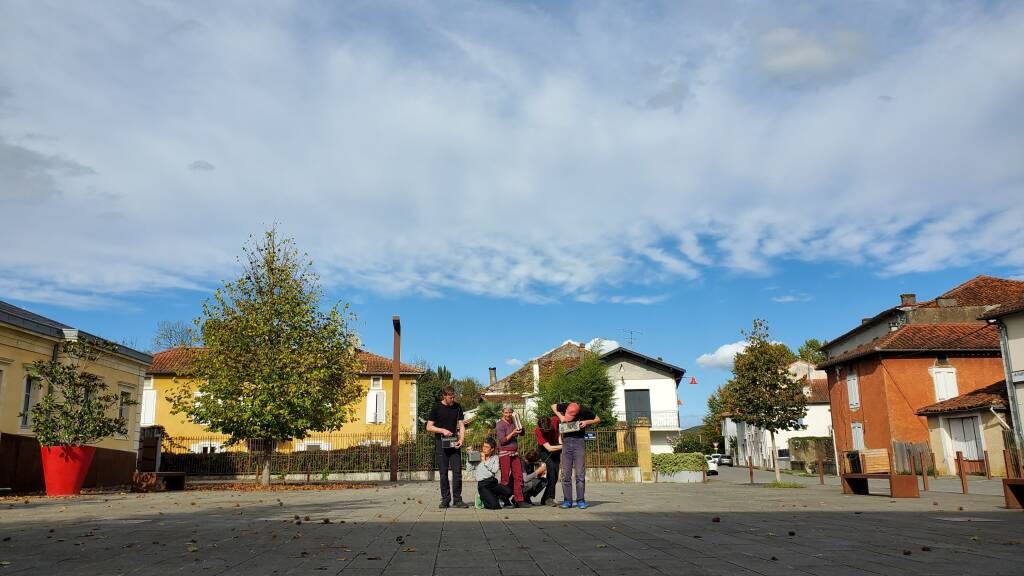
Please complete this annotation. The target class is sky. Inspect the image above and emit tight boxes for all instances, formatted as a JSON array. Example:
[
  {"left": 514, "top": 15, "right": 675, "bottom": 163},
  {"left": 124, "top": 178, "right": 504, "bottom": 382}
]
[{"left": 2, "top": 1, "right": 1023, "bottom": 428}]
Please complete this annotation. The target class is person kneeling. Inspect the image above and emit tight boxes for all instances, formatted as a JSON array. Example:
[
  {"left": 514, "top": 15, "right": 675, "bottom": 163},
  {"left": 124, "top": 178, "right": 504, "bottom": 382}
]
[
  {"left": 475, "top": 437, "right": 514, "bottom": 510},
  {"left": 522, "top": 449, "right": 548, "bottom": 505}
]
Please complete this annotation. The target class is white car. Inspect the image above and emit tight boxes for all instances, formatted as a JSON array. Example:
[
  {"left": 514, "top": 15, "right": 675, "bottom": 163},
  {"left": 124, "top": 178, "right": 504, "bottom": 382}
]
[{"left": 705, "top": 454, "right": 719, "bottom": 475}]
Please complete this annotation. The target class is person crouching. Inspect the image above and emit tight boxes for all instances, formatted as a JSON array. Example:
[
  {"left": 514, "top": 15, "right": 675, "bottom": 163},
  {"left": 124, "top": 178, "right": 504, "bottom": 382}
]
[{"left": 475, "top": 437, "right": 514, "bottom": 509}]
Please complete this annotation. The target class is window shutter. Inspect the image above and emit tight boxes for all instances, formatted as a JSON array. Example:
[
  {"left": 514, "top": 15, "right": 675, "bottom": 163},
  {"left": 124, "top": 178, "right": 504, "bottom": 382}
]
[
  {"left": 846, "top": 369, "right": 860, "bottom": 409},
  {"left": 365, "top": 390, "right": 378, "bottom": 423},
  {"left": 375, "top": 390, "right": 387, "bottom": 423},
  {"left": 933, "top": 369, "right": 958, "bottom": 401}
]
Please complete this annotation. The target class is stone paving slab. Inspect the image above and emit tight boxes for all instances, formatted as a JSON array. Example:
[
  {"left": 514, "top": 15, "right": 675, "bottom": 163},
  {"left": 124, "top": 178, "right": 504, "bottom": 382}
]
[{"left": 1, "top": 479, "right": 1022, "bottom": 576}]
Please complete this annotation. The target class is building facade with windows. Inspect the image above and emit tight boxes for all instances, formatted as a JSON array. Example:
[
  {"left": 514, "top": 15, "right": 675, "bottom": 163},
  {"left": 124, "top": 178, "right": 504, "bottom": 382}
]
[
  {"left": 0, "top": 301, "right": 152, "bottom": 492},
  {"left": 819, "top": 276, "right": 1023, "bottom": 470},
  {"left": 144, "top": 347, "right": 423, "bottom": 452}
]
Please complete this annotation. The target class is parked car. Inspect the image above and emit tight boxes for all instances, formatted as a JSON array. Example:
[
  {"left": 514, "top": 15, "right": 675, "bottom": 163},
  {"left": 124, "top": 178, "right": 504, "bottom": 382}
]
[
  {"left": 718, "top": 454, "right": 733, "bottom": 467},
  {"left": 705, "top": 454, "right": 719, "bottom": 475},
  {"left": 709, "top": 453, "right": 723, "bottom": 464}
]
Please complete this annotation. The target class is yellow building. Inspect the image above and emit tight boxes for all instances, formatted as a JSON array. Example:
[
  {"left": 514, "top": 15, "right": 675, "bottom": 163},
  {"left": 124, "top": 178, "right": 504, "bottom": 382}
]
[
  {"left": 144, "top": 347, "right": 424, "bottom": 452},
  {"left": 0, "top": 300, "right": 152, "bottom": 492}
]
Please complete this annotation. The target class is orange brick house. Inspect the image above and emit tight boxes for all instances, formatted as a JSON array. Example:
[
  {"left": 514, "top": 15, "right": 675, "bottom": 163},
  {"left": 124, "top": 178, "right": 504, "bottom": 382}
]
[{"left": 819, "top": 276, "right": 1024, "bottom": 473}]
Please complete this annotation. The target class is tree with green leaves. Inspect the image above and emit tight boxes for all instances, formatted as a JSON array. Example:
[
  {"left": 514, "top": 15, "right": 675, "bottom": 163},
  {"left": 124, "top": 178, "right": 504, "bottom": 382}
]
[
  {"left": 470, "top": 401, "right": 504, "bottom": 431},
  {"left": 537, "top": 351, "right": 615, "bottom": 426},
  {"left": 700, "top": 383, "right": 733, "bottom": 453},
  {"left": 797, "top": 338, "right": 827, "bottom": 365},
  {"left": 169, "top": 228, "right": 363, "bottom": 485},
  {"left": 25, "top": 339, "right": 135, "bottom": 447},
  {"left": 724, "top": 319, "right": 807, "bottom": 482},
  {"left": 453, "top": 376, "right": 482, "bottom": 411}
]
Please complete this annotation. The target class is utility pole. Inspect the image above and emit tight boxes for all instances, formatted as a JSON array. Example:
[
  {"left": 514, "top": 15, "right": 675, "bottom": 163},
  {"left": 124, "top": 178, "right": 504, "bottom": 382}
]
[{"left": 390, "top": 316, "right": 401, "bottom": 482}]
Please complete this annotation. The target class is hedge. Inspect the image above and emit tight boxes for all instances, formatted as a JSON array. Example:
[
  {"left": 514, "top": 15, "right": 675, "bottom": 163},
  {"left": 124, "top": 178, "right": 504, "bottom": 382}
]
[{"left": 652, "top": 452, "right": 707, "bottom": 474}]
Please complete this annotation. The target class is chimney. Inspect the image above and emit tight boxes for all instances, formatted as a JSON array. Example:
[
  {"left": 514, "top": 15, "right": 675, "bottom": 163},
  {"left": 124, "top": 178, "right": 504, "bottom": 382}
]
[
  {"left": 900, "top": 293, "right": 916, "bottom": 306},
  {"left": 488, "top": 367, "right": 497, "bottom": 385}
]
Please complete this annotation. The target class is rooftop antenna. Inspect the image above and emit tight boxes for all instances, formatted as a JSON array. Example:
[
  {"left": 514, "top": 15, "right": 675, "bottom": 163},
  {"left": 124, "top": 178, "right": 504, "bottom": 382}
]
[{"left": 620, "top": 328, "right": 642, "bottom": 348}]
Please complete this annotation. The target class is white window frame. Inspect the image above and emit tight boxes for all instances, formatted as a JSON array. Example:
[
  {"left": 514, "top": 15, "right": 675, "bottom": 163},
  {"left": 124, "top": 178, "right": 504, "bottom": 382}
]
[
  {"left": 846, "top": 367, "right": 860, "bottom": 410},
  {"left": 117, "top": 385, "right": 134, "bottom": 439},
  {"left": 140, "top": 377, "right": 157, "bottom": 426},
  {"left": 930, "top": 366, "right": 958, "bottom": 402},
  {"left": 851, "top": 421, "right": 865, "bottom": 450},
  {"left": 370, "top": 376, "right": 383, "bottom": 390},
  {"left": 20, "top": 376, "right": 37, "bottom": 429},
  {"left": 190, "top": 441, "right": 224, "bottom": 454}
]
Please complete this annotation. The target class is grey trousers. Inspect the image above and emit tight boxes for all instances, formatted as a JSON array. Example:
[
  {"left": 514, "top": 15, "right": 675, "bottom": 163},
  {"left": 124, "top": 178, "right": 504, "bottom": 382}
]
[{"left": 561, "top": 436, "right": 586, "bottom": 502}]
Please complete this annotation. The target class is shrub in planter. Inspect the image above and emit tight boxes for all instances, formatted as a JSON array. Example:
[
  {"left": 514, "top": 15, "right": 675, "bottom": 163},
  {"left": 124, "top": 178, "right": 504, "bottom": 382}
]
[
  {"left": 24, "top": 339, "right": 135, "bottom": 496},
  {"left": 652, "top": 452, "right": 707, "bottom": 474}
]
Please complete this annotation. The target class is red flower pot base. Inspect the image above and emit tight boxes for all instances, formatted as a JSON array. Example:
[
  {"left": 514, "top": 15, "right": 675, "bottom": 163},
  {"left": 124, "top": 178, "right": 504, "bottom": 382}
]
[{"left": 40, "top": 446, "right": 96, "bottom": 496}]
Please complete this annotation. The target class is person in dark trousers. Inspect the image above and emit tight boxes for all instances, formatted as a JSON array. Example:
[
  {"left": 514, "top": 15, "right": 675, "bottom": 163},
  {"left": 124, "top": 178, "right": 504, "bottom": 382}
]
[
  {"left": 534, "top": 415, "right": 562, "bottom": 505},
  {"left": 426, "top": 386, "right": 468, "bottom": 508},
  {"left": 552, "top": 402, "right": 600, "bottom": 509},
  {"left": 475, "top": 437, "right": 514, "bottom": 509}
]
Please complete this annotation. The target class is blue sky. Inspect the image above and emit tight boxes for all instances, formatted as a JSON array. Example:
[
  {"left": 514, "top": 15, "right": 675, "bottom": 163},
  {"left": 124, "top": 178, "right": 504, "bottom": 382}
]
[{"left": 2, "top": 1, "right": 1023, "bottom": 428}]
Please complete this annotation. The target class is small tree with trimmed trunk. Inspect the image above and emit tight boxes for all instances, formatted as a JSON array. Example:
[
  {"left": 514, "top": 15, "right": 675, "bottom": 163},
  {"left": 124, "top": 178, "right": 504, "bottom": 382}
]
[
  {"left": 169, "top": 228, "right": 363, "bottom": 485},
  {"left": 724, "top": 319, "right": 806, "bottom": 483}
]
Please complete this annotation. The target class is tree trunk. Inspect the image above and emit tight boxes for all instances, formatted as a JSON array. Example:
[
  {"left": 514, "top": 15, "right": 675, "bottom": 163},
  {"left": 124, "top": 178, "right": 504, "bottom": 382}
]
[
  {"left": 259, "top": 441, "right": 273, "bottom": 486},
  {"left": 769, "top": 430, "right": 781, "bottom": 483}
]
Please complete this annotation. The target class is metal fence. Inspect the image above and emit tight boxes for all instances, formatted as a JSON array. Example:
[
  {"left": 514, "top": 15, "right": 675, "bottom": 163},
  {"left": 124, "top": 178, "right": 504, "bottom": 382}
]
[
  {"left": 159, "top": 425, "right": 639, "bottom": 477},
  {"left": 612, "top": 411, "right": 678, "bottom": 429}
]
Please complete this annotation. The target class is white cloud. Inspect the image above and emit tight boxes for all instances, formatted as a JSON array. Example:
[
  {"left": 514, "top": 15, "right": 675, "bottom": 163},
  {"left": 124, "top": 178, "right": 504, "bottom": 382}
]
[
  {"left": 505, "top": 358, "right": 523, "bottom": 367},
  {"left": 586, "top": 338, "right": 621, "bottom": 354},
  {"left": 0, "top": 2, "right": 1022, "bottom": 307},
  {"left": 696, "top": 340, "right": 749, "bottom": 370}
]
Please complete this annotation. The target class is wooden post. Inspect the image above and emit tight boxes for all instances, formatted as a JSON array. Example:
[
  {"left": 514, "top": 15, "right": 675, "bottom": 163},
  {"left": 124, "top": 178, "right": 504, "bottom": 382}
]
[
  {"left": 390, "top": 316, "right": 401, "bottom": 483},
  {"left": 931, "top": 452, "right": 938, "bottom": 478},
  {"left": 1005, "top": 449, "right": 1015, "bottom": 479},
  {"left": 909, "top": 451, "right": 917, "bottom": 477},
  {"left": 920, "top": 452, "right": 929, "bottom": 492},
  {"left": 984, "top": 451, "right": 992, "bottom": 480},
  {"left": 817, "top": 455, "right": 824, "bottom": 485},
  {"left": 748, "top": 456, "right": 754, "bottom": 484},
  {"left": 956, "top": 451, "right": 968, "bottom": 495}
]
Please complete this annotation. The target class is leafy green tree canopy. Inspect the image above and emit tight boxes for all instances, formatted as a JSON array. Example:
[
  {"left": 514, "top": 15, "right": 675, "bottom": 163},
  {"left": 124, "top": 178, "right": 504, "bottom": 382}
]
[
  {"left": 797, "top": 338, "right": 827, "bottom": 365},
  {"left": 724, "top": 319, "right": 807, "bottom": 481},
  {"left": 169, "top": 229, "right": 363, "bottom": 450},
  {"left": 537, "top": 351, "right": 615, "bottom": 426},
  {"left": 25, "top": 339, "right": 135, "bottom": 447}
]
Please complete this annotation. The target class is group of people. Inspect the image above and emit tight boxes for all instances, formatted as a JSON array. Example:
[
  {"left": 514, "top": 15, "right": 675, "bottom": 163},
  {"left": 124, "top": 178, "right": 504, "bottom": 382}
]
[{"left": 425, "top": 386, "right": 600, "bottom": 510}]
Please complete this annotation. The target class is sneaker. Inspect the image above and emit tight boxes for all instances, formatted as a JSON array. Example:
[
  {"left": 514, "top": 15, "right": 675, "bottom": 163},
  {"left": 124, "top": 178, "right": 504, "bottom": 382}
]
[
  {"left": 576, "top": 500, "right": 588, "bottom": 510},
  {"left": 452, "top": 500, "right": 469, "bottom": 509},
  {"left": 559, "top": 500, "right": 573, "bottom": 509},
  {"left": 518, "top": 500, "right": 532, "bottom": 507},
  {"left": 438, "top": 502, "right": 449, "bottom": 509},
  {"left": 475, "top": 495, "right": 484, "bottom": 509}
]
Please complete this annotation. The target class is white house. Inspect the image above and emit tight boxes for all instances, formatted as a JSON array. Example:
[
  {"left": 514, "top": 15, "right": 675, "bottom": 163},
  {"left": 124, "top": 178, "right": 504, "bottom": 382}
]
[
  {"left": 722, "top": 360, "right": 834, "bottom": 468},
  {"left": 482, "top": 341, "right": 686, "bottom": 454}
]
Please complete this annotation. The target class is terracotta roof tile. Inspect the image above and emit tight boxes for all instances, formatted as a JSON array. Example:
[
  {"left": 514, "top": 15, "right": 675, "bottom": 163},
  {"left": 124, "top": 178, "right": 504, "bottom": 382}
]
[
  {"left": 916, "top": 380, "right": 1008, "bottom": 415},
  {"left": 818, "top": 323, "right": 1000, "bottom": 368},
  {"left": 805, "top": 378, "right": 830, "bottom": 403},
  {"left": 979, "top": 297, "right": 1024, "bottom": 320},
  {"left": 148, "top": 347, "right": 423, "bottom": 376},
  {"left": 918, "top": 275, "right": 1024, "bottom": 308},
  {"left": 484, "top": 342, "right": 586, "bottom": 394}
]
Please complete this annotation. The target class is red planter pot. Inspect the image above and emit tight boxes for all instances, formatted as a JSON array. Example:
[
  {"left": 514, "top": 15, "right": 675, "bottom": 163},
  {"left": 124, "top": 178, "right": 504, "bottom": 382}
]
[{"left": 40, "top": 445, "right": 96, "bottom": 496}]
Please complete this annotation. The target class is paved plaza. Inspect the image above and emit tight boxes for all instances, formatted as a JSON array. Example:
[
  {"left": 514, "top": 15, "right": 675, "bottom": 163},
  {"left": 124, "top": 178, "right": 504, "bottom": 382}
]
[{"left": 2, "top": 473, "right": 1022, "bottom": 576}]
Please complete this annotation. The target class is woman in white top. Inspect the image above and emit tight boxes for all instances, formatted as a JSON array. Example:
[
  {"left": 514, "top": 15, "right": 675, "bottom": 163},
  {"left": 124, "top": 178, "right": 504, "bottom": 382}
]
[{"left": 476, "top": 437, "right": 514, "bottom": 509}]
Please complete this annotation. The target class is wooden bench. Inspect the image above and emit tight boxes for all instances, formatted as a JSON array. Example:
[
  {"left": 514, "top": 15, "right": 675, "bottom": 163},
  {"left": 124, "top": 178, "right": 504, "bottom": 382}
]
[
  {"left": 840, "top": 449, "right": 919, "bottom": 498},
  {"left": 1004, "top": 478, "right": 1024, "bottom": 509}
]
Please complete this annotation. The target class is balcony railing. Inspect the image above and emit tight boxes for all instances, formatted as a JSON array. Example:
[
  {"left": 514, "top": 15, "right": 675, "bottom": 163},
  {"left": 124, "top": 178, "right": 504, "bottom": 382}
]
[{"left": 613, "top": 410, "right": 679, "bottom": 429}]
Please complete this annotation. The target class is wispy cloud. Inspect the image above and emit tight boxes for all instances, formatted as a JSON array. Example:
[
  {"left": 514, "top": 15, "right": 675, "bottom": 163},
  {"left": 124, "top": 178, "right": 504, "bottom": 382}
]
[
  {"left": 772, "top": 293, "right": 813, "bottom": 303},
  {"left": 505, "top": 358, "right": 523, "bottom": 367},
  {"left": 0, "top": 2, "right": 1021, "bottom": 307}
]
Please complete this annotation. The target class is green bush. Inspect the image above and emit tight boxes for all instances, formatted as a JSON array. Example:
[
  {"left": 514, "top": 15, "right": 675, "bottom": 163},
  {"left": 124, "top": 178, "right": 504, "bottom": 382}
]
[{"left": 652, "top": 452, "right": 707, "bottom": 474}]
